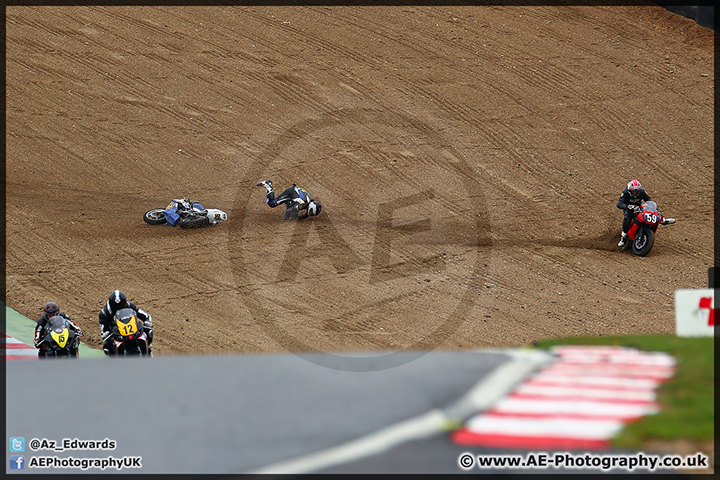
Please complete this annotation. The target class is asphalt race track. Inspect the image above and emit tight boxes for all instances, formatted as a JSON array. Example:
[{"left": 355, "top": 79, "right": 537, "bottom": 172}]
[
  {"left": 6, "top": 349, "right": 551, "bottom": 474},
  {"left": 7, "top": 348, "right": 683, "bottom": 475}
]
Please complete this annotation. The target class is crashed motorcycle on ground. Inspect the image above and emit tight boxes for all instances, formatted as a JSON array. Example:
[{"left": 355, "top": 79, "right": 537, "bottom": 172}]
[
  {"left": 36, "top": 315, "right": 82, "bottom": 358},
  {"left": 622, "top": 201, "right": 676, "bottom": 257},
  {"left": 109, "top": 307, "right": 151, "bottom": 356},
  {"left": 143, "top": 198, "right": 227, "bottom": 229}
]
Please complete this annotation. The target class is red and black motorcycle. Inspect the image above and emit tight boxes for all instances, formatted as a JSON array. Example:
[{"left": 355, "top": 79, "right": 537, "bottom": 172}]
[
  {"left": 622, "top": 201, "right": 676, "bottom": 257},
  {"left": 110, "top": 307, "right": 151, "bottom": 356}
]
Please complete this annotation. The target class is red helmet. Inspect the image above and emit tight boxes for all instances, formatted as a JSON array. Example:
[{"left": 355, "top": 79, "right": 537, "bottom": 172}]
[
  {"left": 627, "top": 179, "right": 642, "bottom": 195},
  {"left": 43, "top": 301, "right": 60, "bottom": 317}
]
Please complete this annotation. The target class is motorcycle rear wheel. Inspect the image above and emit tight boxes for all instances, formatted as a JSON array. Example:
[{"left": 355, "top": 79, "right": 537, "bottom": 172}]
[
  {"left": 632, "top": 228, "right": 655, "bottom": 257},
  {"left": 144, "top": 208, "right": 167, "bottom": 225},
  {"left": 178, "top": 215, "right": 210, "bottom": 229}
]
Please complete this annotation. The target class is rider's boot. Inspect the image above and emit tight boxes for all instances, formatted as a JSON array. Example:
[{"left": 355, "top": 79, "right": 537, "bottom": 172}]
[
  {"left": 618, "top": 232, "right": 628, "bottom": 247},
  {"left": 256, "top": 180, "right": 273, "bottom": 192}
]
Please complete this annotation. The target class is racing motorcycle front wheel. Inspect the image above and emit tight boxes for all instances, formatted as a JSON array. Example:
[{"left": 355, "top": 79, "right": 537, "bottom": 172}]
[{"left": 632, "top": 228, "right": 655, "bottom": 257}]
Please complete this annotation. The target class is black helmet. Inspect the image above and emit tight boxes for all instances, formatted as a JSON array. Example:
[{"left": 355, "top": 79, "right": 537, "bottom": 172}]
[
  {"left": 108, "top": 290, "right": 128, "bottom": 313},
  {"left": 43, "top": 301, "right": 60, "bottom": 317}
]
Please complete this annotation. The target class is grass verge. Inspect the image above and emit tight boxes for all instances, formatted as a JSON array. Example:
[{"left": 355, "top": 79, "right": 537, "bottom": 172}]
[{"left": 531, "top": 334, "right": 714, "bottom": 449}]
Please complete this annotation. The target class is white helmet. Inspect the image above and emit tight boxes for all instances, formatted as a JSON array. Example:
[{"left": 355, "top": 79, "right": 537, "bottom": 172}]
[
  {"left": 627, "top": 179, "right": 642, "bottom": 195},
  {"left": 307, "top": 201, "right": 322, "bottom": 217},
  {"left": 206, "top": 209, "right": 227, "bottom": 224}
]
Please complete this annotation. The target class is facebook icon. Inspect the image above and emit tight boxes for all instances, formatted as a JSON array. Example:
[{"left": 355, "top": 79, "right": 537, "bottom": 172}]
[{"left": 10, "top": 455, "right": 25, "bottom": 470}]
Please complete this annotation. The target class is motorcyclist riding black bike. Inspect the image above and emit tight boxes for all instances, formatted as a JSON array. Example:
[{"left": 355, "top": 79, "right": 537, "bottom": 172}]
[
  {"left": 34, "top": 302, "right": 83, "bottom": 358},
  {"left": 98, "top": 290, "right": 153, "bottom": 356}
]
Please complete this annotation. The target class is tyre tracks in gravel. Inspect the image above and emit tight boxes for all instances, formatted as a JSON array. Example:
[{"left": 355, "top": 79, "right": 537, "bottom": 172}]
[
  {"left": 351, "top": 6, "right": 705, "bottom": 194},
  {"left": 5, "top": 5, "right": 713, "bottom": 358},
  {"left": 287, "top": 5, "right": 695, "bottom": 209}
]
